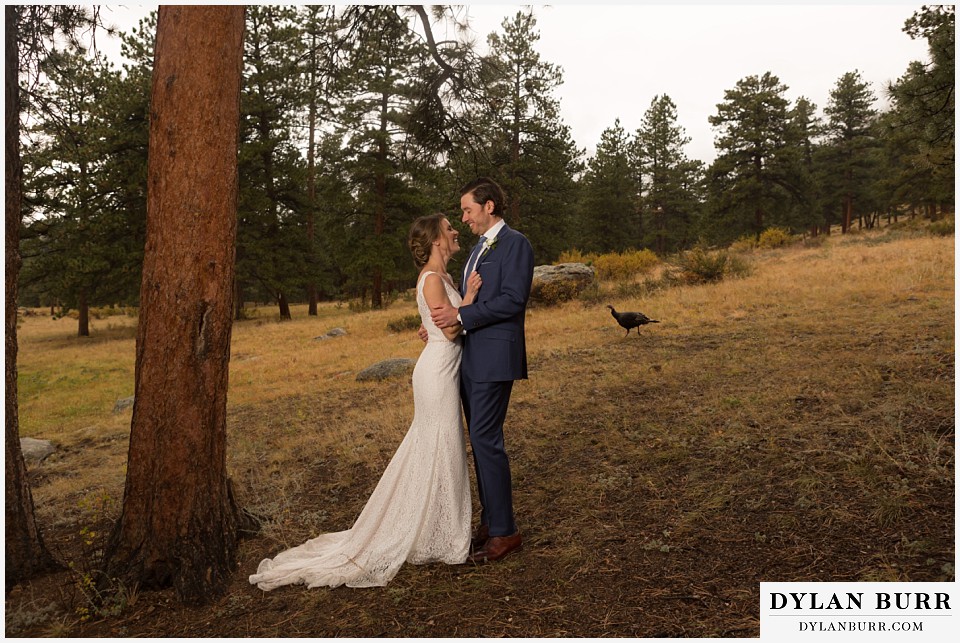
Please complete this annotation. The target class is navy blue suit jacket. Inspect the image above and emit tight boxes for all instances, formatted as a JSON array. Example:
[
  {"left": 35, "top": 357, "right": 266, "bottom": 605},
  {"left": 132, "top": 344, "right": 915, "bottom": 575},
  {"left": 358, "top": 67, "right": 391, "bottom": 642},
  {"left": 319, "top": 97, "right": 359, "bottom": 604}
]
[{"left": 459, "top": 224, "right": 534, "bottom": 382}]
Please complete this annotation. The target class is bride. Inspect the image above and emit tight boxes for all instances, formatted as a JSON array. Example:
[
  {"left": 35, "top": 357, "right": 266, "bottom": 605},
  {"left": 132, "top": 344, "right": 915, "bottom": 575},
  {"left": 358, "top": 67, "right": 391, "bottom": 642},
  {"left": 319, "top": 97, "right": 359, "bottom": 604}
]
[{"left": 250, "top": 213, "right": 481, "bottom": 590}]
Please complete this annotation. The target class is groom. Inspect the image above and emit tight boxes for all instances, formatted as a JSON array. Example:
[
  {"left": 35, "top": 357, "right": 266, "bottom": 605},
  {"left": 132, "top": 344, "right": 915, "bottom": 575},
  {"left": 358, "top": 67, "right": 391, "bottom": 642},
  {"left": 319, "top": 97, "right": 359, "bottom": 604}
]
[{"left": 431, "top": 177, "right": 534, "bottom": 564}]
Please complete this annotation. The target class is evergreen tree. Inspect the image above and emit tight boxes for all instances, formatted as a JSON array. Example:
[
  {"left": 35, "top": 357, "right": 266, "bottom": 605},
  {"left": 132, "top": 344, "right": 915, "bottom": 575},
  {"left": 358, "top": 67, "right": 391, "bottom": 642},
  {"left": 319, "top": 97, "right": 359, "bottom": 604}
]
[
  {"left": 299, "top": 5, "right": 341, "bottom": 315},
  {"left": 479, "top": 9, "right": 582, "bottom": 262},
  {"left": 238, "top": 5, "right": 309, "bottom": 319},
  {"left": 875, "top": 109, "right": 931, "bottom": 222},
  {"left": 20, "top": 10, "right": 152, "bottom": 317},
  {"left": 21, "top": 52, "right": 120, "bottom": 334},
  {"left": 786, "top": 96, "right": 824, "bottom": 234},
  {"left": 579, "top": 119, "right": 638, "bottom": 252},
  {"left": 632, "top": 94, "right": 703, "bottom": 254},
  {"left": 706, "top": 72, "right": 806, "bottom": 242},
  {"left": 6, "top": 2, "right": 98, "bottom": 592},
  {"left": 887, "top": 5, "right": 955, "bottom": 215},
  {"left": 21, "top": 30, "right": 151, "bottom": 314},
  {"left": 103, "top": 5, "right": 248, "bottom": 603},
  {"left": 821, "top": 70, "right": 879, "bottom": 233},
  {"left": 336, "top": 6, "right": 446, "bottom": 307}
]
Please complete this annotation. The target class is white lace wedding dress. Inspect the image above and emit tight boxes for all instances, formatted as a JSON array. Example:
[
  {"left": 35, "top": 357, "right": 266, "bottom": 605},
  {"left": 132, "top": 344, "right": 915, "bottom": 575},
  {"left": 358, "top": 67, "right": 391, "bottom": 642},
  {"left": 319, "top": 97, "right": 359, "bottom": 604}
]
[{"left": 249, "top": 272, "right": 471, "bottom": 590}]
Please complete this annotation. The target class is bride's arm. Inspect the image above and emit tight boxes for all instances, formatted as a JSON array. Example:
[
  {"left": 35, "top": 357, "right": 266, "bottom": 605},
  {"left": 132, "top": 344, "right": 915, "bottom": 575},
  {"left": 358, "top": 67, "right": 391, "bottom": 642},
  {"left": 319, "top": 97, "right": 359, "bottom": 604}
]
[{"left": 421, "top": 273, "right": 462, "bottom": 341}]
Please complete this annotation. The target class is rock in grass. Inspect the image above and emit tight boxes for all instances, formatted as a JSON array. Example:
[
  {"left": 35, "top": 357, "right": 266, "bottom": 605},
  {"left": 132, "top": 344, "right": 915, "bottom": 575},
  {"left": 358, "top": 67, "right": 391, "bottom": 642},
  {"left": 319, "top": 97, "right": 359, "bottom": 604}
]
[
  {"left": 530, "top": 263, "right": 596, "bottom": 304},
  {"left": 20, "top": 437, "right": 55, "bottom": 463},
  {"left": 314, "top": 327, "right": 347, "bottom": 341},
  {"left": 113, "top": 396, "right": 135, "bottom": 413},
  {"left": 356, "top": 358, "right": 415, "bottom": 382}
]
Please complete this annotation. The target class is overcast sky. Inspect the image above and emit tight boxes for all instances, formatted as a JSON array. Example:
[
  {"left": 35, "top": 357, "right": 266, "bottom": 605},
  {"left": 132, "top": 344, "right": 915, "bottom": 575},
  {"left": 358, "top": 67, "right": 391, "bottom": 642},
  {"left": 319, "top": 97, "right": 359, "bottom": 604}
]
[{"left": 96, "top": 2, "right": 932, "bottom": 164}]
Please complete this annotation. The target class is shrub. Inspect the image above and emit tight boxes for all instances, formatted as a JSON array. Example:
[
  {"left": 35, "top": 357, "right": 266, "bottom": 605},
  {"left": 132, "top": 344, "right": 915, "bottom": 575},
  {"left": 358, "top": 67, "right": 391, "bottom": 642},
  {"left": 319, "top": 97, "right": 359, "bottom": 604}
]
[
  {"left": 591, "top": 249, "right": 659, "bottom": 280},
  {"left": 730, "top": 235, "right": 757, "bottom": 253},
  {"left": 757, "top": 226, "right": 793, "bottom": 249},
  {"left": 577, "top": 280, "right": 604, "bottom": 306},
  {"left": 682, "top": 246, "right": 728, "bottom": 283},
  {"left": 535, "top": 279, "right": 583, "bottom": 306},
  {"left": 64, "top": 492, "right": 136, "bottom": 623},
  {"left": 348, "top": 299, "right": 371, "bottom": 313},
  {"left": 556, "top": 248, "right": 597, "bottom": 265},
  {"left": 89, "top": 305, "right": 138, "bottom": 319},
  {"left": 928, "top": 218, "right": 954, "bottom": 237},
  {"left": 387, "top": 314, "right": 422, "bottom": 333},
  {"left": 725, "top": 253, "right": 753, "bottom": 279},
  {"left": 666, "top": 246, "right": 750, "bottom": 284}
]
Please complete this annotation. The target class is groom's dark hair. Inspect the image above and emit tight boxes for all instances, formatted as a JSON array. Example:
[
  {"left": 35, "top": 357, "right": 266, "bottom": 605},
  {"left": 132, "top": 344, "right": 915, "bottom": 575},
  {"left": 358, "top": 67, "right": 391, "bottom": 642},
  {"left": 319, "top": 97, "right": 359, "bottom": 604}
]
[{"left": 461, "top": 177, "right": 505, "bottom": 218}]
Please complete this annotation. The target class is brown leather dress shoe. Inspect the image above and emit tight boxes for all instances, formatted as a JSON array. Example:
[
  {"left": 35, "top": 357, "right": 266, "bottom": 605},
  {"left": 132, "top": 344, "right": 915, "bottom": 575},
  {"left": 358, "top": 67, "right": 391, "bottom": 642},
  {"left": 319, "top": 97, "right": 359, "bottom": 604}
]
[
  {"left": 468, "top": 531, "right": 522, "bottom": 564},
  {"left": 470, "top": 524, "right": 490, "bottom": 551}
]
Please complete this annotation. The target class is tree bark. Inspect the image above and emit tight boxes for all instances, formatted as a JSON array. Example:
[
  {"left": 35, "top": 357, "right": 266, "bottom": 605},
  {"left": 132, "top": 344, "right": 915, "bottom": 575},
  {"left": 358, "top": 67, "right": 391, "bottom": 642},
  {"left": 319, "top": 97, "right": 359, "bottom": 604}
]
[
  {"left": 509, "top": 68, "right": 521, "bottom": 226},
  {"left": 104, "top": 5, "right": 246, "bottom": 604},
  {"left": 306, "top": 28, "right": 318, "bottom": 317},
  {"left": 5, "top": 4, "right": 58, "bottom": 592},
  {"left": 753, "top": 154, "right": 764, "bottom": 237},
  {"left": 842, "top": 194, "right": 852, "bottom": 234},
  {"left": 77, "top": 288, "right": 89, "bottom": 336},
  {"left": 372, "top": 86, "right": 389, "bottom": 309},
  {"left": 277, "top": 291, "right": 291, "bottom": 320},
  {"left": 234, "top": 276, "right": 244, "bottom": 321}
]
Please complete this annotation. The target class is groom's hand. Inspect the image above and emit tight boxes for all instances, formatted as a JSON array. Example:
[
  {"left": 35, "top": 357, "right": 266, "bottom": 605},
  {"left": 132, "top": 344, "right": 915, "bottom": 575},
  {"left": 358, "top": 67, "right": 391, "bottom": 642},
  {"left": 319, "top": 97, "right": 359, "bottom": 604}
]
[
  {"left": 417, "top": 324, "right": 428, "bottom": 343},
  {"left": 430, "top": 303, "right": 460, "bottom": 329}
]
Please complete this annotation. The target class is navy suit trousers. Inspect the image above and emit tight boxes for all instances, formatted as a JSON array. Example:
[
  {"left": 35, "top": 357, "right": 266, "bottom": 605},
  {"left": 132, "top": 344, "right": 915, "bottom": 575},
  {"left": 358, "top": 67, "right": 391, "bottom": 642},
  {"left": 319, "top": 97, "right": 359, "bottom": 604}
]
[{"left": 460, "top": 373, "right": 516, "bottom": 537}]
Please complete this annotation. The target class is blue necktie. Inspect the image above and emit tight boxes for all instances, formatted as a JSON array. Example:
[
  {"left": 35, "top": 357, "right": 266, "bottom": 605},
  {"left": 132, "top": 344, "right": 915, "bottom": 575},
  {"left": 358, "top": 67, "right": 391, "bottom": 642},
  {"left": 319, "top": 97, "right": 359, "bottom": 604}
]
[{"left": 464, "top": 235, "right": 485, "bottom": 285}]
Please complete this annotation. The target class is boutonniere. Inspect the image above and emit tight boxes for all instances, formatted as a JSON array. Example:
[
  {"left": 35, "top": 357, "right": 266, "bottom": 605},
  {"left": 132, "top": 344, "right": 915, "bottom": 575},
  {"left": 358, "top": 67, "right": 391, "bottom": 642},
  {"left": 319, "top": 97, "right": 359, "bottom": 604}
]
[{"left": 481, "top": 236, "right": 498, "bottom": 255}]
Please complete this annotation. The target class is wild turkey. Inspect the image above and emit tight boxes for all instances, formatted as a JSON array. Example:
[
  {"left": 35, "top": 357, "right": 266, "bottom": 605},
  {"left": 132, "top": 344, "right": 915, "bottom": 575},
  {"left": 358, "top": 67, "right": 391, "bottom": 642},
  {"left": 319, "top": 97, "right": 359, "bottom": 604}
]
[{"left": 607, "top": 305, "right": 659, "bottom": 337}]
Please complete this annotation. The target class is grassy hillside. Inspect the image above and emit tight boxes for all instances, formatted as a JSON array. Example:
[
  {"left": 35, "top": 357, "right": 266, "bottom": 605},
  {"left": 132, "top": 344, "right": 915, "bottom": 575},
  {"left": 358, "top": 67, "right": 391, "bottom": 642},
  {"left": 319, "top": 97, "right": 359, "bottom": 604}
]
[{"left": 7, "top": 225, "right": 954, "bottom": 637}]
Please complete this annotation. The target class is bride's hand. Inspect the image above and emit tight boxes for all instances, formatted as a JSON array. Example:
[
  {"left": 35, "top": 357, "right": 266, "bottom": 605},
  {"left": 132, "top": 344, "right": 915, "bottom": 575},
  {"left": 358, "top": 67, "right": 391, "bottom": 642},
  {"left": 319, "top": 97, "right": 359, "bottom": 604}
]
[{"left": 465, "top": 271, "right": 482, "bottom": 300}]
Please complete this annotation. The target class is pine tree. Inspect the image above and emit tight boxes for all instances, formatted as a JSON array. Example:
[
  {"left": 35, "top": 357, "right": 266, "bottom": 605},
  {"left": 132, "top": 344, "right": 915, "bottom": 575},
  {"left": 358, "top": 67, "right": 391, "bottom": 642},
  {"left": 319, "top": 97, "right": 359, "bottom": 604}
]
[
  {"left": 6, "top": 3, "right": 97, "bottom": 591},
  {"left": 786, "top": 96, "right": 823, "bottom": 234},
  {"left": 336, "top": 6, "right": 441, "bottom": 307},
  {"left": 238, "top": 5, "right": 309, "bottom": 319},
  {"left": 299, "top": 6, "right": 341, "bottom": 315},
  {"left": 821, "top": 71, "right": 879, "bottom": 233},
  {"left": 478, "top": 9, "right": 582, "bottom": 261},
  {"left": 579, "top": 119, "right": 638, "bottom": 253},
  {"left": 706, "top": 72, "right": 806, "bottom": 241},
  {"left": 21, "top": 51, "right": 120, "bottom": 335},
  {"left": 887, "top": 5, "right": 955, "bottom": 215},
  {"left": 103, "top": 5, "right": 248, "bottom": 603},
  {"left": 632, "top": 95, "right": 703, "bottom": 254},
  {"left": 21, "top": 42, "right": 150, "bottom": 315}
]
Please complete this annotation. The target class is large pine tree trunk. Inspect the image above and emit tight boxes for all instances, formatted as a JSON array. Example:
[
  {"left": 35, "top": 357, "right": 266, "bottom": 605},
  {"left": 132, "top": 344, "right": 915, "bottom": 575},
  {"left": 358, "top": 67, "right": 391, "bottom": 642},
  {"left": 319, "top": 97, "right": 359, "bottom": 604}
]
[
  {"left": 6, "top": 5, "right": 59, "bottom": 592},
  {"left": 104, "top": 5, "right": 246, "bottom": 603}
]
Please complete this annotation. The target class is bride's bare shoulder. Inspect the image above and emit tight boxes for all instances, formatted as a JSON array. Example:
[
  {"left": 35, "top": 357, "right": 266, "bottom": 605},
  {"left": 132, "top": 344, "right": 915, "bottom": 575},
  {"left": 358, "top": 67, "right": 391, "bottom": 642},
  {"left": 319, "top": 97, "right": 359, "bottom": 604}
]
[{"left": 420, "top": 271, "right": 444, "bottom": 294}]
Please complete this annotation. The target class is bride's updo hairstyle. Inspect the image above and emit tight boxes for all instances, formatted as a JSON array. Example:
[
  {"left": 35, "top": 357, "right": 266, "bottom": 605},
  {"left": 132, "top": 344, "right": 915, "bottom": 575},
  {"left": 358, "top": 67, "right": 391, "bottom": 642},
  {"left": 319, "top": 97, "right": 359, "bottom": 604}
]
[{"left": 408, "top": 213, "right": 446, "bottom": 269}]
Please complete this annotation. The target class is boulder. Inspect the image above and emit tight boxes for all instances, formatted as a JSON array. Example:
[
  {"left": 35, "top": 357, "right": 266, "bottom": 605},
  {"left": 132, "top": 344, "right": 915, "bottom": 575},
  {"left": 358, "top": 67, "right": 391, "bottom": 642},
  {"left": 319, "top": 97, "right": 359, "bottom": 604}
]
[
  {"left": 356, "top": 358, "right": 416, "bottom": 382},
  {"left": 314, "top": 327, "right": 347, "bottom": 341},
  {"left": 20, "top": 437, "right": 55, "bottom": 463},
  {"left": 530, "top": 263, "right": 596, "bottom": 303},
  {"left": 113, "top": 396, "right": 135, "bottom": 413}
]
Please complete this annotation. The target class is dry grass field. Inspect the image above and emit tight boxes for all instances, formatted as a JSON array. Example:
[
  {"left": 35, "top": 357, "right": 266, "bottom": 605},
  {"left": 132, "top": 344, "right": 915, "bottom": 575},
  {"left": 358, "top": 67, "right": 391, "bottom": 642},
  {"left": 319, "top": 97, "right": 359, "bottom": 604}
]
[{"left": 6, "top": 224, "right": 954, "bottom": 637}]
